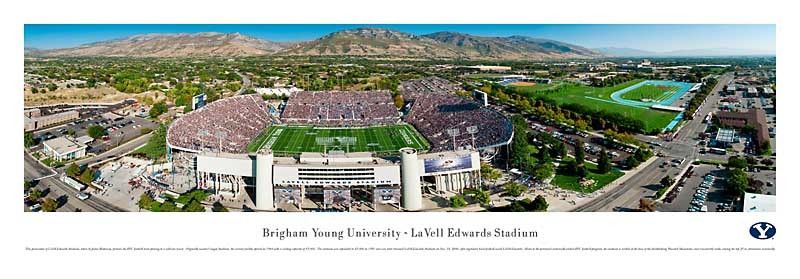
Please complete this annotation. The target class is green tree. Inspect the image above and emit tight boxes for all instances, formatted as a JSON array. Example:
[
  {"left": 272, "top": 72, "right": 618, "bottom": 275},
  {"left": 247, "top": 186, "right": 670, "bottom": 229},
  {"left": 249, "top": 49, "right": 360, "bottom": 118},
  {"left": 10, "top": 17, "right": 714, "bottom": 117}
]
[
  {"left": 87, "top": 125, "right": 105, "bottom": 139},
  {"left": 530, "top": 195, "right": 549, "bottom": 212},
  {"left": 625, "top": 156, "right": 640, "bottom": 169},
  {"left": 183, "top": 200, "right": 206, "bottom": 212},
  {"left": 474, "top": 189, "right": 491, "bottom": 206},
  {"left": 79, "top": 169, "right": 94, "bottom": 185},
  {"left": 574, "top": 141, "right": 585, "bottom": 165},
  {"left": 24, "top": 132, "right": 35, "bottom": 148},
  {"left": 532, "top": 163, "right": 554, "bottom": 181},
  {"left": 31, "top": 87, "right": 38, "bottom": 94},
  {"left": 727, "top": 168, "right": 749, "bottom": 195},
  {"left": 24, "top": 180, "right": 32, "bottom": 192},
  {"left": 660, "top": 175, "right": 675, "bottom": 189},
  {"left": 66, "top": 163, "right": 81, "bottom": 177},
  {"left": 727, "top": 156, "right": 748, "bottom": 169},
  {"left": 503, "top": 182, "right": 526, "bottom": 197},
  {"left": 212, "top": 201, "right": 229, "bottom": 212},
  {"left": 149, "top": 102, "right": 168, "bottom": 118},
  {"left": 138, "top": 193, "right": 154, "bottom": 210},
  {"left": 480, "top": 163, "right": 502, "bottom": 185},
  {"left": 449, "top": 195, "right": 467, "bottom": 208},
  {"left": 46, "top": 83, "right": 58, "bottom": 92},
  {"left": 42, "top": 198, "right": 58, "bottom": 212},
  {"left": 28, "top": 189, "right": 42, "bottom": 201},
  {"left": 597, "top": 148, "right": 611, "bottom": 174}
]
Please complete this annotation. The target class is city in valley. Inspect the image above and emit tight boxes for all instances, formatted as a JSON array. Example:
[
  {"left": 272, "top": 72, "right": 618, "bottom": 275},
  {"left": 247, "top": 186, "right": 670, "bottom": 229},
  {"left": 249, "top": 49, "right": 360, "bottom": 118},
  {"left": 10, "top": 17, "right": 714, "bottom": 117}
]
[{"left": 23, "top": 25, "right": 776, "bottom": 213}]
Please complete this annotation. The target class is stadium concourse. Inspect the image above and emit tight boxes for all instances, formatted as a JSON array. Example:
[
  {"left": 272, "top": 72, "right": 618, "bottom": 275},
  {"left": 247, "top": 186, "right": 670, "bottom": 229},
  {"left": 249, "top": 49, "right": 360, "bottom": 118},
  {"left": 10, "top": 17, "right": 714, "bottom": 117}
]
[{"left": 165, "top": 77, "right": 512, "bottom": 212}]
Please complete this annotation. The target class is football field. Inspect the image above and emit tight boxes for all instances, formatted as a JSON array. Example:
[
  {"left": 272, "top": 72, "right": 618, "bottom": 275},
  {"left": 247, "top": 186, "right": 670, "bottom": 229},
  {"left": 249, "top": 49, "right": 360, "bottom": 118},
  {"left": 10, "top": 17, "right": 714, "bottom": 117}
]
[{"left": 247, "top": 124, "right": 430, "bottom": 154}]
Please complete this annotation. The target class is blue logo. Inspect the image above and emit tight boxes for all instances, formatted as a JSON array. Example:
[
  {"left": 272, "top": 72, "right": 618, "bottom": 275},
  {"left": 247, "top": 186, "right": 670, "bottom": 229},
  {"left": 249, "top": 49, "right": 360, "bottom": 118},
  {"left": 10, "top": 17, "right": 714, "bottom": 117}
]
[{"left": 749, "top": 222, "right": 776, "bottom": 239}]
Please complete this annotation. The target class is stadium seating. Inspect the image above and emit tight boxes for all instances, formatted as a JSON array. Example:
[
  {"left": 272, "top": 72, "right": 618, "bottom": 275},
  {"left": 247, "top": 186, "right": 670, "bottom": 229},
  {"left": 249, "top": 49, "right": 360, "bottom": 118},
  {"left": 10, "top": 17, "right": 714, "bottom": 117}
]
[
  {"left": 280, "top": 91, "right": 399, "bottom": 126},
  {"left": 167, "top": 95, "right": 279, "bottom": 153},
  {"left": 402, "top": 78, "right": 513, "bottom": 152}
]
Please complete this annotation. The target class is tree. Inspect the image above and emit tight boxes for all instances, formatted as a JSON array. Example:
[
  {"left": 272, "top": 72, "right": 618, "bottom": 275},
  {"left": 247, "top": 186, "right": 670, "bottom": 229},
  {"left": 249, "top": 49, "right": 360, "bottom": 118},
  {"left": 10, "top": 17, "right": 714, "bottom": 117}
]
[
  {"left": 503, "top": 182, "right": 526, "bottom": 197},
  {"left": 31, "top": 87, "right": 38, "bottom": 94},
  {"left": 87, "top": 125, "right": 105, "bottom": 139},
  {"left": 556, "top": 142, "right": 568, "bottom": 159},
  {"left": 28, "top": 189, "right": 42, "bottom": 201},
  {"left": 727, "top": 156, "right": 748, "bottom": 169},
  {"left": 597, "top": 148, "right": 611, "bottom": 174},
  {"left": 532, "top": 163, "right": 555, "bottom": 181},
  {"left": 449, "top": 195, "right": 467, "bottom": 208},
  {"left": 24, "top": 180, "right": 32, "bottom": 192},
  {"left": 138, "top": 193, "right": 154, "bottom": 210},
  {"left": 212, "top": 201, "right": 229, "bottom": 212},
  {"left": 42, "top": 198, "right": 58, "bottom": 212},
  {"left": 24, "top": 132, "right": 35, "bottom": 148},
  {"left": 47, "top": 83, "right": 58, "bottom": 92},
  {"left": 149, "top": 102, "right": 168, "bottom": 118},
  {"left": 183, "top": 200, "right": 206, "bottom": 212},
  {"left": 66, "top": 163, "right": 81, "bottom": 177},
  {"left": 625, "top": 156, "right": 640, "bottom": 169},
  {"left": 474, "top": 189, "right": 491, "bottom": 206},
  {"left": 727, "top": 168, "right": 749, "bottom": 195},
  {"left": 393, "top": 94, "right": 404, "bottom": 109},
  {"left": 530, "top": 195, "right": 549, "bottom": 212},
  {"left": 574, "top": 141, "right": 585, "bottom": 165},
  {"left": 660, "top": 175, "right": 675, "bottom": 189},
  {"left": 480, "top": 163, "right": 501, "bottom": 185},
  {"left": 79, "top": 169, "right": 94, "bottom": 185}
]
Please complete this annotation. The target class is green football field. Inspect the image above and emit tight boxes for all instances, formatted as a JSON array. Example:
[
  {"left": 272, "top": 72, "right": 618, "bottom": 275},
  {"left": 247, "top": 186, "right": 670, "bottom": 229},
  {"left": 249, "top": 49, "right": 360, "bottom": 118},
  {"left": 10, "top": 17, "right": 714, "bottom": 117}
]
[
  {"left": 247, "top": 124, "right": 430, "bottom": 154},
  {"left": 619, "top": 84, "right": 680, "bottom": 102},
  {"left": 511, "top": 79, "right": 677, "bottom": 132}
]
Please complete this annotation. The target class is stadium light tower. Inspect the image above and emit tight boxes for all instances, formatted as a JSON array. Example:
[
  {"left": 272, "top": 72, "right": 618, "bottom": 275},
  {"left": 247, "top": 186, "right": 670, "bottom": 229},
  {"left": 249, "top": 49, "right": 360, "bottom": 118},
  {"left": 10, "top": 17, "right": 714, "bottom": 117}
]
[
  {"left": 466, "top": 125, "right": 479, "bottom": 150},
  {"left": 215, "top": 131, "right": 227, "bottom": 155},
  {"left": 446, "top": 128, "right": 461, "bottom": 151},
  {"left": 197, "top": 129, "right": 211, "bottom": 152}
]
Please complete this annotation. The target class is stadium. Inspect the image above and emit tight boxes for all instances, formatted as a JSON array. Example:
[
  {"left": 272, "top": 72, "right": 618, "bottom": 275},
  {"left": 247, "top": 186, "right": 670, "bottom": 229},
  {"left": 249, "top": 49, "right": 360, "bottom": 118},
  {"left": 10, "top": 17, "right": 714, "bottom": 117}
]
[{"left": 166, "top": 77, "right": 513, "bottom": 211}]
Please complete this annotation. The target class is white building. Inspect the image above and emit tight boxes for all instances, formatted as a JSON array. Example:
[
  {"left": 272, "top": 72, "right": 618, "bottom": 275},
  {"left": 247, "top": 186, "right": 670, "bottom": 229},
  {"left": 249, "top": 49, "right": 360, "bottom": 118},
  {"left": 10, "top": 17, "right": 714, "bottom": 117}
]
[{"left": 43, "top": 136, "right": 87, "bottom": 161}]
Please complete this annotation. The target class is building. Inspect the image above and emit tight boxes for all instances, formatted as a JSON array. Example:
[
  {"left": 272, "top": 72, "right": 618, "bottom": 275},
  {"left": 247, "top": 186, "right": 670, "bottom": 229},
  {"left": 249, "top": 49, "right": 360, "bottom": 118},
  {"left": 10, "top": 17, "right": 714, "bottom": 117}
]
[
  {"left": 24, "top": 110, "right": 79, "bottom": 132},
  {"left": 713, "top": 128, "right": 737, "bottom": 147},
  {"left": 715, "top": 109, "right": 770, "bottom": 147},
  {"left": 190, "top": 148, "right": 481, "bottom": 211},
  {"left": 742, "top": 192, "right": 776, "bottom": 212},
  {"left": 42, "top": 136, "right": 87, "bottom": 161}
]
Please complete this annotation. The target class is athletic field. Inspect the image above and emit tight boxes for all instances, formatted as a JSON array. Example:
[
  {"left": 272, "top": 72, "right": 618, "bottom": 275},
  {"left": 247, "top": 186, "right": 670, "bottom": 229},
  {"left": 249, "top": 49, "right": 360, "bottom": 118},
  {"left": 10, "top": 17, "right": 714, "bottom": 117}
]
[
  {"left": 510, "top": 79, "right": 690, "bottom": 132},
  {"left": 620, "top": 84, "right": 681, "bottom": 102},
  {"left": 247, "top": 124, "right": 429, "bottom": 154}
]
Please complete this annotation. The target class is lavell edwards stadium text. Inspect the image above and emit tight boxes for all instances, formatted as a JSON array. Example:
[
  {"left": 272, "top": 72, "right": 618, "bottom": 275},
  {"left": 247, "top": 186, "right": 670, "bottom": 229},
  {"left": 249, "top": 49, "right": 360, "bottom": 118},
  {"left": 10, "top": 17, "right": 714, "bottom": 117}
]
[{"left": 263, "top": 227, "right": 538, "bottom": 240}]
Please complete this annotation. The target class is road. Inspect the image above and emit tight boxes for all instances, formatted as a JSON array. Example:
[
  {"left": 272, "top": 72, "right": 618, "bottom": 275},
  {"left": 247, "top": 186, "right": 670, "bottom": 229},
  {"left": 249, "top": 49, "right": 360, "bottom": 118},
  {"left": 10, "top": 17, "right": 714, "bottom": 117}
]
[
  {"left": 573, "top": 73, "right": 733, "bottom": 212},
  {"left": 24, "top": 151, "right": 126, "bottom": 212},
  {"left": 235, "top": 72, "right": 251, "bottom": 95},
  {"left": 73, "top": 133, "right": 151, "bottom": 167}
]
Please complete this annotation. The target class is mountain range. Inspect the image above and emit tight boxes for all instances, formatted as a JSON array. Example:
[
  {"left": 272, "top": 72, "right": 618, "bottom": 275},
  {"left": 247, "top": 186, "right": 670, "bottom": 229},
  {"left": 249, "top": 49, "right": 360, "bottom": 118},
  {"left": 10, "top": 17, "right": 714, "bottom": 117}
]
[
  {"left": 28, "top": 28, "right": 601, "bottom": 60},
  {"left": 594, "top": 47, "right": 775, "bottom": 57},
  {"left": 26, "top": 28, "right": 773, "bottom": 60}
]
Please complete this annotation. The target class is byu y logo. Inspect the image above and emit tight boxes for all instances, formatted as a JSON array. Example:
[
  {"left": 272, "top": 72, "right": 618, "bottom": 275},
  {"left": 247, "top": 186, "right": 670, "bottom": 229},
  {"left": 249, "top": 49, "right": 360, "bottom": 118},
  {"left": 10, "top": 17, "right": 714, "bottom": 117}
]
[{"left": 749, "top": 222, "right": 776, "bottom": 239}]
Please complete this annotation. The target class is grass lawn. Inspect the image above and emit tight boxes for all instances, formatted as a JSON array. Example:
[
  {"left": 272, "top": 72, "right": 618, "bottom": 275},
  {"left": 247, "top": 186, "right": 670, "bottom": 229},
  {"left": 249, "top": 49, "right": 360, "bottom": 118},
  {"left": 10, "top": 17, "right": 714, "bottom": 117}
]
[
  {"left": 248, "top": 124, "right": 429, "bottom": 154},
  {"left": 552, "top": 161, "right": 624, "bottom": 193},
  {"left": 514, "top": 79, "right": 677, "bottom": 132},
  {"left": 508, "top": 81, "right": 564, "bottom": 92},
  {"left": 620, "top": 84, "right": 680, "bottom": 102}
]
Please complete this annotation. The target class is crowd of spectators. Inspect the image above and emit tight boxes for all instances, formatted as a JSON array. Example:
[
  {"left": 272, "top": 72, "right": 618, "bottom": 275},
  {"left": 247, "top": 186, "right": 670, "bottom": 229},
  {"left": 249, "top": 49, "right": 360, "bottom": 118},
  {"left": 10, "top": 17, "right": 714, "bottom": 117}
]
[
  {"left": 280, "top": 91, "right": 399, "bottom": 126},
  {"left": 402, "top": 78, "right": 513, "bottom": 152},
  {"left": 401, "top": 76, "right": 460, "bottom": 101},
  {"left": 167, "top": 95, "right": 278, "bottom": 153}
]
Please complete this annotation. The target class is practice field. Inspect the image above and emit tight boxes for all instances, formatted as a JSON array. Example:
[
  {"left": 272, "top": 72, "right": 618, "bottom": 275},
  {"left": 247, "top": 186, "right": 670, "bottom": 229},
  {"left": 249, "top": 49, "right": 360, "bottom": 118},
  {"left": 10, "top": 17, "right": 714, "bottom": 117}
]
[
  {"left": 247, "top": 124, "right": 430, "bottom": 154},
  {"left": 512, "top": 79, "right": 682, "bottom": 132}
]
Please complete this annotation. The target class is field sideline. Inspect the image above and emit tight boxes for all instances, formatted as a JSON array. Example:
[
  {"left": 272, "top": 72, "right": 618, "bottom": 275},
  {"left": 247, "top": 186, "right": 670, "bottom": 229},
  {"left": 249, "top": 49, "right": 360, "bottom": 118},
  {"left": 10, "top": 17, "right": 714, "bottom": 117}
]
[{"left": 247, "top": 124, "right": 430, "bottom": 154}]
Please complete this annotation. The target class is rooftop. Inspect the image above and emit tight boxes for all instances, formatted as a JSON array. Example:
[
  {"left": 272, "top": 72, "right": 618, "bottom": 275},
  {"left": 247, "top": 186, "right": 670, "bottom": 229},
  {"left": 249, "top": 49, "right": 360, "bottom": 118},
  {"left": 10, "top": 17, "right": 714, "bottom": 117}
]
[
  {"left": 743, "top": 192, "right": 776, "bottom": 212},
  {"left": 43, "top": 136, "right": 87, "bottom": 155}
]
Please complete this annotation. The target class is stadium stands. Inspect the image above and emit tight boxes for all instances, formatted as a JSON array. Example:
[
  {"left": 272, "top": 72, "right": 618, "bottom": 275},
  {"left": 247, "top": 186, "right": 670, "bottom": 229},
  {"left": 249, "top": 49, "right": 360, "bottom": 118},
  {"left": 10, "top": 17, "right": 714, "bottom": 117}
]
[
  {"left": 402, "top": 78, "right": 512, "bottom": 152},
  {"left": 167, "top": 95, "right": 278, "bottom": 153},
  {"left": 401, "top": 76, "right": 460, "bottom": 101},
  {"left": 280, "top": 91, "right": 399, "bottom": 126}
]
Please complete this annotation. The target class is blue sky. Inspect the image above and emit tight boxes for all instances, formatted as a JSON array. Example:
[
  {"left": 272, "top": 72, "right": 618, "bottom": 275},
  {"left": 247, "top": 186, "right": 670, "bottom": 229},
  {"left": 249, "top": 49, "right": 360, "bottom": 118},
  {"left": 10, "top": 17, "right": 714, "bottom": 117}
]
[{"left": 24, "top": 24, "right": 775, "bottom": 52}]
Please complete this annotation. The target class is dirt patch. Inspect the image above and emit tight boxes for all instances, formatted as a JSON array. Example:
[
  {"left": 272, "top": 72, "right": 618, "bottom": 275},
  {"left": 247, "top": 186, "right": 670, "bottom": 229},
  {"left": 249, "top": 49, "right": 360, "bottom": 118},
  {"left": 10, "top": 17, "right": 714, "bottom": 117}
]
[{"left": 24, "top": 86, "right": 166, "bottom": 106}]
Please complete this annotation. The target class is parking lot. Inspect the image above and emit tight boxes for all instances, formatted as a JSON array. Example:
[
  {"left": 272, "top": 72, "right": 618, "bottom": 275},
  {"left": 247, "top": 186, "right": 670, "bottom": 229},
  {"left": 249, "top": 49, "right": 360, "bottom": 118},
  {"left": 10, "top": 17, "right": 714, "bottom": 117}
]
[
  {"left": 33, "top": 112, "right": 157, "bottom": 155},
  {"left": 659, "top": 164, "right": 732, "bottom": 212}
]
